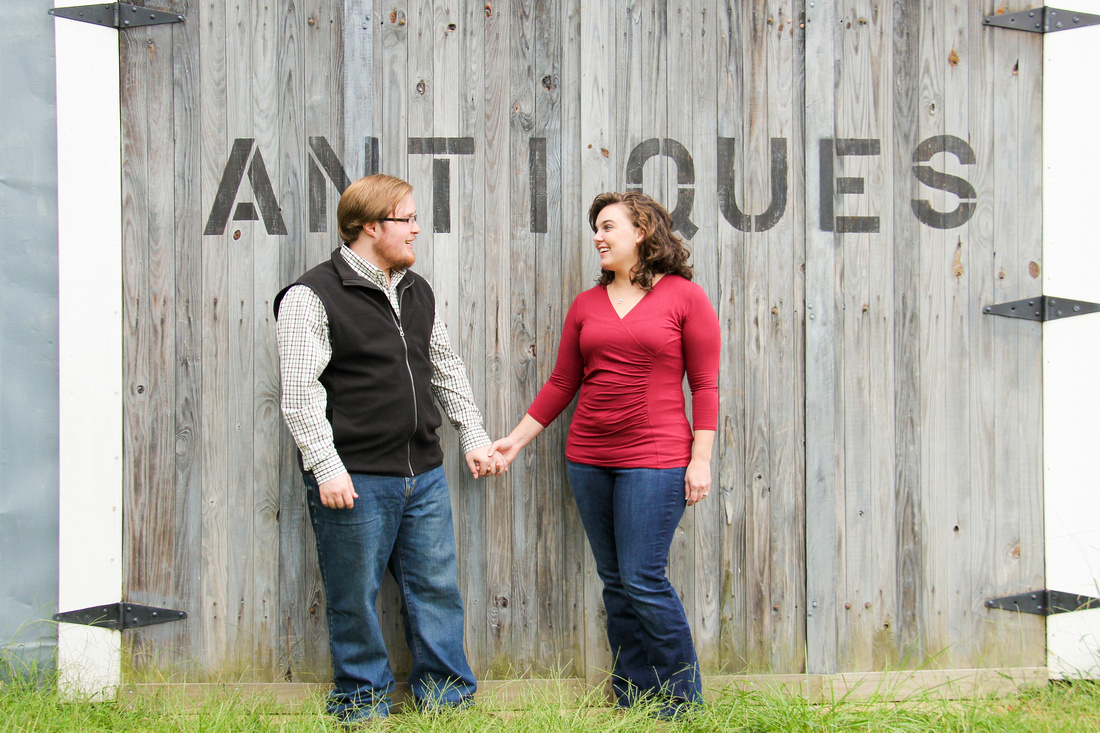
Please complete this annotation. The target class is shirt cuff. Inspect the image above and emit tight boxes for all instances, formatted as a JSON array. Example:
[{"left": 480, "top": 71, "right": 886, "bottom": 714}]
[
  {"left": 309, "top": 452, "right": 347, "bottom": 484},
  {"left": 458, "top": 425, "right": 492, "bottom": 455}
]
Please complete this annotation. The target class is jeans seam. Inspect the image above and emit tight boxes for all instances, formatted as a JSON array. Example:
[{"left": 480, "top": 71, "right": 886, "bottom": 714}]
[
  {"left": 306, "top": 491, "right": 342, "bottom": 681},
  {"left": 393, "top": 528, "right": 425, "bottom": 671}
]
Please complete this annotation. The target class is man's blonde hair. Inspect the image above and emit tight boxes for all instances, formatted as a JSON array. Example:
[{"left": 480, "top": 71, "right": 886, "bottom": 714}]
[{"left": 337, "top": 174, "right": 413, "bottom": 243}]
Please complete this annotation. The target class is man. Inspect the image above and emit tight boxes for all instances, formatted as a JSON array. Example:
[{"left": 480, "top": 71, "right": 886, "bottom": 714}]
[{"left": 274, "top": 174, "right": 499, "bottom": 724}]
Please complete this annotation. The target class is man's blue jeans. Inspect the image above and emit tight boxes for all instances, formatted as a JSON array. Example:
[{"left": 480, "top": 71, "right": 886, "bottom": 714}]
[
  {"left": 305, "top": 465, "right": 476, "bottom": 720},
  {"left": 567, "top": 462, "right": 702, "bottom": 707}
]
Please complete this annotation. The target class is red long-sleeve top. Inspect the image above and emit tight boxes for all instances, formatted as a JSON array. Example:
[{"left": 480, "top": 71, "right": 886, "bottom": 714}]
[{"left": 528, "top": 274, "right": 720, "bottom": 468}]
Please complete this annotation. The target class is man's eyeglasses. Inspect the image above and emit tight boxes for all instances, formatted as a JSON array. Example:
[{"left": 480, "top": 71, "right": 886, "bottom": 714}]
[{"left": 380, "top": 214, "right": 417, "bottom": 224}]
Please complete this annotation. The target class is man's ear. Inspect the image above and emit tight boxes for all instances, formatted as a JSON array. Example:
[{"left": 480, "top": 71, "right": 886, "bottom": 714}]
[{"left": 361, "top": 221, "right": 378, "bottom": 238}]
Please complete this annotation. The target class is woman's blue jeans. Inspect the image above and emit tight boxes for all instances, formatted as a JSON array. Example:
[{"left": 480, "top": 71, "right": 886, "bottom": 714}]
[
  {"left": 305, "top": 466, "right": 476, "bottom": 720},
  {"left": 567, "top": 462, "right": 702, "bottom": 706}
]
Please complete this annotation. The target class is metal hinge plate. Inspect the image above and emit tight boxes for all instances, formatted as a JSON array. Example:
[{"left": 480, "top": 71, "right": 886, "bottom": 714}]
[
  {"left": 53, "top": 602, "right": 187, "bottom": 631},
  {"left": 986, "top": 589, "right": 1100, "bottom": 616},
  {"left": 982, "top": 295, "right": 1100, "bottom": 322},
  {"left": 983, "top": 6, "right": 1100, "bottom": 33},
  {"left": 48, "top": 3, "right": 184, "bottom": 29}
]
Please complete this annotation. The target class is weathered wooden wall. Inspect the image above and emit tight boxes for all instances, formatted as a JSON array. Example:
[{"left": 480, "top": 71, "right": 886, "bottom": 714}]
[{"left": 118, "top": 0, "right": 1044, "bottom": 684}]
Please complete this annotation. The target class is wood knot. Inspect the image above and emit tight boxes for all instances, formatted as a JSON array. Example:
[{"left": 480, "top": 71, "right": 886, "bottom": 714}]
[
  {"left": 416, "top": 79, "right": 427, "bottom": 95},
  {"left": 542, "top": 75, "right": 554, "bottom": 90}
]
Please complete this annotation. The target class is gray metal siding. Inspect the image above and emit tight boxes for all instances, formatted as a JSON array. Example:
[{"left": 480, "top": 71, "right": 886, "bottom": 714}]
[{"left": 0, "top": 0, "right": 61, "bottom": 677}]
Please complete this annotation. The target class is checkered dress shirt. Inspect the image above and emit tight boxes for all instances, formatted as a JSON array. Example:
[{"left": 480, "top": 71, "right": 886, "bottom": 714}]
[{"left": 276, "top": 245, "right": 490, "bottom": 483}]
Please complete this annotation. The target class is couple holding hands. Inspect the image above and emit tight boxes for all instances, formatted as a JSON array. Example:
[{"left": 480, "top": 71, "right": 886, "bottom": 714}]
[{"left": 274, "top": 174, "right": 720, "bottom": 725}]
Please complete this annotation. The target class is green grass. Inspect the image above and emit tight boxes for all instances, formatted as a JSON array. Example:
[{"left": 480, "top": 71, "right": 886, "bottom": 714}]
[{"left": 2, "top": 676, "right": 1099, "bottom": 732}]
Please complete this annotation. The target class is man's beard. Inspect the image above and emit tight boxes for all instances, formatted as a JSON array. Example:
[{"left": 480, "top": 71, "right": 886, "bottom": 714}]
[{"left": 375, "top": 240, "right": 416, "bottom": 271}]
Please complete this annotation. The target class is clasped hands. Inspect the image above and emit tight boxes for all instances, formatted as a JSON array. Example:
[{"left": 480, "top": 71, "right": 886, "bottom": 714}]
[{"left": 464, "top": 435, "right": 519, "bottom": 479}]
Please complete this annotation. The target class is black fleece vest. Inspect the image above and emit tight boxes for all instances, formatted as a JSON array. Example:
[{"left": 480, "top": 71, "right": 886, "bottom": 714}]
[{"left": 274, "top": 249, "right": 443, "bottom": 477}]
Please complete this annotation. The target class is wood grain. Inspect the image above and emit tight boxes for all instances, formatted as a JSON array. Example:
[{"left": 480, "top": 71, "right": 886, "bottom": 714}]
[{"left": 114, "top": 0, "right": 1047, "bottom": 686}]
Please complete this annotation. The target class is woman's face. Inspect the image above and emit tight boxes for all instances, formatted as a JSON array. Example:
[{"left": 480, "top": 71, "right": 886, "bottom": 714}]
[{"left": 592, "top": 203, "right": 643, "bottom": 276}]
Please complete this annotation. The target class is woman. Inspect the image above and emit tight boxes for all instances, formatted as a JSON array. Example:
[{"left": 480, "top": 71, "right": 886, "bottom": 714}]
[{"left": 489, "top": 192, "right": 720, "bottom": 715}]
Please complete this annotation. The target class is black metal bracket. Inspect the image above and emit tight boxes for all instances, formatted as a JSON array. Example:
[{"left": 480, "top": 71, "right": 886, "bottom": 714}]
[
  {"left": 982, "top": 295, "right": 1100, "bottom": 322},
  {"left": 982, "top": 6, "right": 1100, "bottom": 33},
  {"left": 53, "top": 603, "right": 187, "bottom": 631},
  {"left": 986, "top": 589, "right": 1100, "bottom": 616},
  {"left": 48, "top": 3, "right": 184, "bottom": 29}
]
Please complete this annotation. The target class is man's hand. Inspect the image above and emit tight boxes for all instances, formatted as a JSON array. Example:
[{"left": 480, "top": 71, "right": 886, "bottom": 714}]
[
  {"left": 319, "top": 472, "right": 358, "bottom": 509},
  {"left": 465, "top": 446, "right": 504, "bottom": 478}
]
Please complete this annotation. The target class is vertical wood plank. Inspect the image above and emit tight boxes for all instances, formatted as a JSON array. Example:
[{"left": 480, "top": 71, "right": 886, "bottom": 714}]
[
  {"left": 860, "top": 0, "right": 897, "bottom": 673},
  {"left": 716, "top": 0, "right": 749, "bottom": 673},
  {"left": 917, "top": 0, "right": 950, "bottom": 669},
  {"left": 833, "top": 0, "right": 885, "bottom": 672},
  {"left": 891, "top": 0, "right": 924, "bottom": 668},
  {"left": 378, "top": 0, "right": 418, "bottom": 680},
  {"left": 482, "top": 0, "right": 514, "bottom": 678},
  {"left": 764, "top": 0, "right": 805, "bottom": 673},
  {"left": 803, "top": 0, "right": 840, "bottom": 675},
  {"left": 381, "top": 0, "right": 410, "bottom": 178},
  {"left": 344, "top": 0, "right": 377, "bottom": 180},
  {"left": 254, "top": 0, "right": 302, "bottom": 679},
  {"left": 989, "top": 1, "right": 1043, "bottom": 667},
  {"left": 963, "top": 0, "right": 998, "bottom": 670},
  {"left": 940, "top": 0, "right": 972, "bottom": 669},
  {"left": 121, "top": 7, "right": 178, "bottom": 675},
  {"left": 533, "top": 0, "right": 567, "bottom": 675},
  {"left": 742, "top": 0, "right": 774, "bottom": 671},
  {"left": 447, "top": 0, "right": 490, "bottom": 677},
  {"left": 689, "top": 0, "right": 722, "bottom": 673},
  {"left": 577, "top": 0, "right": 612, "bottom": 685},
  {"left": 199, "top": 0, "right": 231, "bottom": 677},
  {"left": 1013, "top": 13, "right": 1046, "bottom": 668},
  {"left": 167, "top": 0, "right": 205, "bottom": 673},
  {"left": 508, "top": 0, "right": 540, "bottom": 677},
  {"left": 557, "top": 0, "right": 586, "bottom": 681},
  {"left": 665, "top": 0, "right": 697, "bottom": 652}
]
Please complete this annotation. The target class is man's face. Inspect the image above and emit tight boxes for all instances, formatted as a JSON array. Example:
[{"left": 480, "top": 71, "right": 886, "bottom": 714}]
[{"left": 372, "top": 193, "right": 420, "bottom": 272}]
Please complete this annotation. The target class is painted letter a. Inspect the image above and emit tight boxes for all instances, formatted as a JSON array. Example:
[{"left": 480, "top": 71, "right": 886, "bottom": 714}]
[{"left": 204, "top": 138, "right": 288, "bottom": 236}]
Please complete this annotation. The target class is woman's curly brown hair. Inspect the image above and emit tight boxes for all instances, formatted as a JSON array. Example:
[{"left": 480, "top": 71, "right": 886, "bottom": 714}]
[{"left": 588, "top": 191, "right": 693, "bottom": 290}]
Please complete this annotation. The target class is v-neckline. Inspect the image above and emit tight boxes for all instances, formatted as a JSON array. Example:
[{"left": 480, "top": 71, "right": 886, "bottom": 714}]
[{"left": 607, "top": 274, "right": 663, "bottom": 320}]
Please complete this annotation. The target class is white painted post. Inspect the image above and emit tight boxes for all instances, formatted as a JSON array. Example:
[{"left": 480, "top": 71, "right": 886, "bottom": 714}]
[
  {"left": 1043, "top": 0, "right": 1100, "bottom": 680},
  {"left": 53, "top": 2, "right": 123, "bottom": 699}
]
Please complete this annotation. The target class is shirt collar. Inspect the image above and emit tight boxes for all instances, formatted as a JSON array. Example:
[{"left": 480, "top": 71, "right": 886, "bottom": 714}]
[{"left": 339, "top": 244, "right": 406, "bottom": 290}]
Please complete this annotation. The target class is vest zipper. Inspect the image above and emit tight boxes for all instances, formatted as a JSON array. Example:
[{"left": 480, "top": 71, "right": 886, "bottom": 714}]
[{"left": 391, "top": 287, "right": 417, "bottom": 476}]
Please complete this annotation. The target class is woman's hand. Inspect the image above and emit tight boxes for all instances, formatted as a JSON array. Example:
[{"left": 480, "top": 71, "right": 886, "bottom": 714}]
[
  {"left": 487, "top": 436, "right": 523, "bottom": 470},
  {"left": 487, "top": 413, "right": 546, "bottom": 472},
  {"left": 684, "top": 457, "right": 711, "bottom": 505},
  {"left": 685, "top": 429, "right": 715, "bottom": 505}
]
